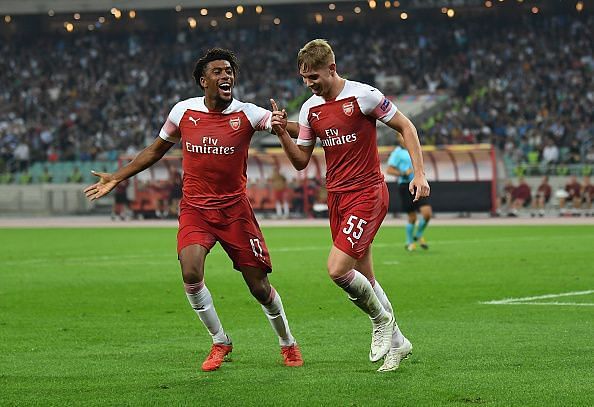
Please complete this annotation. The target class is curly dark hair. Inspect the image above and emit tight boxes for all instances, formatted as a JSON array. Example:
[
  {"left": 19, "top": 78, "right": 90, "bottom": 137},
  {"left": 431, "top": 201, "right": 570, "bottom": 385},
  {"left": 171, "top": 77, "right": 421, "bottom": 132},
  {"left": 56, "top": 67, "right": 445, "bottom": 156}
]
[{"left": 192, "top": 48, "right": 240, "bottom": 89}]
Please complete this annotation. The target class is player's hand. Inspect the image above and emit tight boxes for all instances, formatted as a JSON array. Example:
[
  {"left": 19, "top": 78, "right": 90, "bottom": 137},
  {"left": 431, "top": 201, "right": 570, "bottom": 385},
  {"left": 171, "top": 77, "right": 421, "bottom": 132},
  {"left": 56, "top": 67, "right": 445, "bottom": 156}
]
[
  {"left": 270, "top": 98, "right": 288, "bottom": 135},
  {"left": 409, "top": 175, "right": 430, "bottom": 202},
  {"left": 83, "top": 171, "right": 119, "bottom": 201}
]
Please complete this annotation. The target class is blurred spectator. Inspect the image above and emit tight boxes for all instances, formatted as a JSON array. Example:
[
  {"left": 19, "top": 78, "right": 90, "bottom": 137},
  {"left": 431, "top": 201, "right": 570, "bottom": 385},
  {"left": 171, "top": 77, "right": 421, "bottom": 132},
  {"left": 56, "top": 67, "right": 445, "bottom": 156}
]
[
  {"left": 312, "top": 181, "right": 328, "bottom": 218},
  {"left": 531, "top": 176, "right": 551, "bottom": 217},
  {"left": 13, "top": 141, "right": 30, "bottom": 172},
  {"left": 39, "top": 166, "right": 53, "bottom": 183},
  {"left": 509, "top": 177, "right": 531, "bottom": 217},
  {"left": 112, "top": 179, "right": 131, "bottom": 221},
  {"left": 496, "top": 179, "right": 515, "bottom": 216},
  {"left": 67, "top": 166, "right": 83, "bottom": 183},
  {"left": 270, "top": 168, "right": 289, "bottom": 219},
  {"left": 582, "top": 176, "right": 593, "bottom": 216},
  {"left": 0, "top": 172, "right": 15, "bottom": 184},
  {"left": 541, "top": 139, "right": 559, "bottom": 169},
  {"left": 168, "top": 169, "right": 183, "bottom": 218},
  {"left": 559, "top": 175, "right": 582, "bottom": 215},
  {"left": 18, "top": 170, "right": 33, "bottom": 185}
]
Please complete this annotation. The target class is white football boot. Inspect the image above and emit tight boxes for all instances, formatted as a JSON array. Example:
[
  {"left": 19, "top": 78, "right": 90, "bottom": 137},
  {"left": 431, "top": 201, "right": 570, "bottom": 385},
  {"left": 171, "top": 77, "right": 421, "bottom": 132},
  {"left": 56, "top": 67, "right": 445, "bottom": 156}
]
[
  {"left": 377, "top": 336, "right": 413, "bottom": 372},
  {"left": 369, "top": 312, "right": 395, "bottom": 362}
]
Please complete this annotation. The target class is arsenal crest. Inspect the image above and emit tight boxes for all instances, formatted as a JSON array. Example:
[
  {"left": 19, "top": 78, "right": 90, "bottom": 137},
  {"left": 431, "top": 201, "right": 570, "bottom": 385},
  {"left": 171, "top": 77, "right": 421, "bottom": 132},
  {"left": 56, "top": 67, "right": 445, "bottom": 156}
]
[
  {"left": 342, "top": 102, "right": 354, "bottom": 116},
  {"left": 229, "top": 117, "right": 241, "bottom": 130}
]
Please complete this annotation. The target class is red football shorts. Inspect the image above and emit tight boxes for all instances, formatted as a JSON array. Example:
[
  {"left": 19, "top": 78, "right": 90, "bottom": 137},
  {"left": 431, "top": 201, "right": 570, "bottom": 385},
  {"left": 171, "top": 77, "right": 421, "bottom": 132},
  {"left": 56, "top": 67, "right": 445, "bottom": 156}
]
[
  {"left": 177, "top": 196, "right": 272, "bottom": 273},
  {"left": 328, "top": 182, "right": 389, "bottom": 259}
]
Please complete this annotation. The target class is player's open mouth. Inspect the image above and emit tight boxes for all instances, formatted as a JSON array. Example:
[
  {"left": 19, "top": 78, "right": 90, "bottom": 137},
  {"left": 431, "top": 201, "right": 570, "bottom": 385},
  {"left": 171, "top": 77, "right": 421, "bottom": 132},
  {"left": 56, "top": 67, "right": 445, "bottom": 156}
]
[{"left": 218, "top": 83, "right": 232, "bottom": 96}]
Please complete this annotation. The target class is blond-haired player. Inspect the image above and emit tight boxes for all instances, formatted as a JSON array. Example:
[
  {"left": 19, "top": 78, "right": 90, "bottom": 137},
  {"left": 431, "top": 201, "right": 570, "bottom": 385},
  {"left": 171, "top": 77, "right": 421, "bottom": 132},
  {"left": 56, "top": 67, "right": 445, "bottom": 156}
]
[{"left": 271, "top": 39, "right": 429, "bottom": 372}]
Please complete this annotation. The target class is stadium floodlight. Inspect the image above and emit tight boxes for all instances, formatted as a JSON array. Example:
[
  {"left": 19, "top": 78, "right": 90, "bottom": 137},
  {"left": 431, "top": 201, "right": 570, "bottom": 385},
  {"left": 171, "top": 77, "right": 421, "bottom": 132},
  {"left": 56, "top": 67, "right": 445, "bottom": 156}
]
[{"left": 576, "top": 2, "right": 584, "bottom": 12}]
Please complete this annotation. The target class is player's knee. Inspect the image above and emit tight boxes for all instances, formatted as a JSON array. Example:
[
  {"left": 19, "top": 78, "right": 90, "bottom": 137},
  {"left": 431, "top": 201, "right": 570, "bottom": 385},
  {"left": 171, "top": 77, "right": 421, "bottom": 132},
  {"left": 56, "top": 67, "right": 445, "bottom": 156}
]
[
  {"left": 179, "top": 258, "right": 204, "bottom": 284},
  {"left": 327, "top": 263, "right": 348, "bottom": 281},
  {"left": 248, "top": 281, "right": 270, "bottom": 303}
]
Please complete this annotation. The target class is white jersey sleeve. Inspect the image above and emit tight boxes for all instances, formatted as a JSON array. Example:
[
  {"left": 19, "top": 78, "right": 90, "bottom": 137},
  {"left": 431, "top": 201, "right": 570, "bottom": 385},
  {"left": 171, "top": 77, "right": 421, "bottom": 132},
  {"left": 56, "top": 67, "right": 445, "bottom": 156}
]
[
  {"left": 356, "top": 85, "right": 398, "bottom": 124},
  {"left": 296, "top": 103, "right": 316, "bottom": 146},
  {"left": 159, "top": 102, "right": 186, "bottom": 143},
  {"left": 243, "top": 103, "right": 273, "bottom": 133}
]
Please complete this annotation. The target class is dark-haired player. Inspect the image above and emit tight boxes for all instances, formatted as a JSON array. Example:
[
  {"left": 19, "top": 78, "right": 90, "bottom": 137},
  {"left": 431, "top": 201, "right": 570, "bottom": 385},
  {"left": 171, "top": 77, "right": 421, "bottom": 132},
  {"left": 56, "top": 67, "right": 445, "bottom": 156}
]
[{"left": 84, "top": 48, "right": 302, "bottom": 371}]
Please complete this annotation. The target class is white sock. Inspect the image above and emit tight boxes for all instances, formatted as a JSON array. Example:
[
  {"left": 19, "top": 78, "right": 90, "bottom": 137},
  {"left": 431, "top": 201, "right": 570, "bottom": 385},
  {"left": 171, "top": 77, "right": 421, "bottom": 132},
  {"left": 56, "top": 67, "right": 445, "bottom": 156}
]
[
  {"left": 185, "top": 282, "right": 229, "bottom": 344},
  {"left": 261, "top": 287, "right": 295, "bottom": 347},
  {"left": 371, "top": 279, "right": 393, "bottom": 316},
  {"left": 370, "top": 279, "right": 405, "bottom": 348},
  {"left": 332, "top": 269, "right": 389, "bottom": 322}
]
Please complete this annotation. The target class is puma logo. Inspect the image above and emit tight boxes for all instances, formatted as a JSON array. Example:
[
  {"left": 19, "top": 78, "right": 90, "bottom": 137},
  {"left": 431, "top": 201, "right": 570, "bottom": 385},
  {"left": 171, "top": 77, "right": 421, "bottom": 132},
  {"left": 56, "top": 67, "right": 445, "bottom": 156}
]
[
  {"left": 311, "top": 112, "right": 321, "bottom": 121},
  {"left": 189, "top": 116, "right": 200, "bottom": 126}
]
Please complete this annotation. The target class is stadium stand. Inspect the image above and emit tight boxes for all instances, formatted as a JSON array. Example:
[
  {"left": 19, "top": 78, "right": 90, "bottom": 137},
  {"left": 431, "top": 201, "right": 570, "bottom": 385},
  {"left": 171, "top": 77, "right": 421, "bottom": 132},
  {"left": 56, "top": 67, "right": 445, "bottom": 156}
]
[{"left": 0, "top": 1, "right": 591, "bottom": 216}]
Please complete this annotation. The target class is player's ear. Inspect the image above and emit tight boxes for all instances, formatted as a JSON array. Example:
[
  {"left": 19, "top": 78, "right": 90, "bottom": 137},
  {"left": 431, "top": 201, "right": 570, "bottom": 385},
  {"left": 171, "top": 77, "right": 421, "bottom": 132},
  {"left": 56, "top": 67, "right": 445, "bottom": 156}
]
[
  {"left": 329, "top": 63, "right": 337, "bottom": 75},
  {"left": 199, "top": 76, "right": 207, "bottom": 88}
]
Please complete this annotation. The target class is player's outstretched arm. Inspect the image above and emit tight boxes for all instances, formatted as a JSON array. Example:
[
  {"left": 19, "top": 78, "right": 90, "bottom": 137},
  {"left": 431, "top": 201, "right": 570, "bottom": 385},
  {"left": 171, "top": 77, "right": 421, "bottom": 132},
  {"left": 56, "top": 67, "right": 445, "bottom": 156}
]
[
  {"left": 84, "top": 137, "right": 174, "bottom": 201},
  {"left": 270, "top": 99, "right": 314, "bottom": 171},
  {"left": 386, "top": 111, "right": 430, "bottom": 201}
]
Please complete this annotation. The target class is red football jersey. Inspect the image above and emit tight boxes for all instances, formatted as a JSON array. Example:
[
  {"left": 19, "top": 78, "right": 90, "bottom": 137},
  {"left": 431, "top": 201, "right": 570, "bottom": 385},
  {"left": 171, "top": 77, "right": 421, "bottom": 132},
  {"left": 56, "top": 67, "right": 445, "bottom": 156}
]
[
  {"left": 566, "top": 181, "right": 581, "bottom": 198},
  {"left": 159, "top": 97, "right": 272, "bottom": 208},
  {"left": 297, "top": 80, "right": 397, "bottom": 193}
]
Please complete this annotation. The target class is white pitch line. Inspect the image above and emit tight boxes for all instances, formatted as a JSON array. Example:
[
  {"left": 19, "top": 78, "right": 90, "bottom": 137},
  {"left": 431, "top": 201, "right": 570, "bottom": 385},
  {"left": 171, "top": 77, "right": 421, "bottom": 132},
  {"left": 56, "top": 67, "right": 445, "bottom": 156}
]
[
  {"left": 481, "top": 290, "right": 594, "bottom": 306},
  {"left": 490, "top": 302, "right": 594, "bottom": 307}
]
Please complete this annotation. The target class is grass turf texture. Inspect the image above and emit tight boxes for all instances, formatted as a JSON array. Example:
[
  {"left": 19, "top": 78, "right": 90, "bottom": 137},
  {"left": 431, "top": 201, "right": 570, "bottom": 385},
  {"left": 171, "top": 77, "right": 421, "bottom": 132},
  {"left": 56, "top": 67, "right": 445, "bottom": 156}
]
[{"left": 1, "top": 225, "right": 593, "bottom": 406}]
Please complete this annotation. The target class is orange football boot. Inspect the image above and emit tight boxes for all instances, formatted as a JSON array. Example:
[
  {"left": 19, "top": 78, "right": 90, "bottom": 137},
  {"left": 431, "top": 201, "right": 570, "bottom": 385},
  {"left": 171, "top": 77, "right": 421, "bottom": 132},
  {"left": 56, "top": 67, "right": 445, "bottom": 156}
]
[
  {"left": 201, "top": 343, "right": 233, "bottom": 372},
  {"left": 281, "top": 343, "right": 304, "bottom": 367}
]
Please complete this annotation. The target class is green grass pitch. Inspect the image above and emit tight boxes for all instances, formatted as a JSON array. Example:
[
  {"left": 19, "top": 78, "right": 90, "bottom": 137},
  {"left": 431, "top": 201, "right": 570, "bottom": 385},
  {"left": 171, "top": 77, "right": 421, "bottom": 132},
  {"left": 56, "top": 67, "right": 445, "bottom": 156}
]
[{"left": 1, "top": 225, "right": 593, "bottom": 406}]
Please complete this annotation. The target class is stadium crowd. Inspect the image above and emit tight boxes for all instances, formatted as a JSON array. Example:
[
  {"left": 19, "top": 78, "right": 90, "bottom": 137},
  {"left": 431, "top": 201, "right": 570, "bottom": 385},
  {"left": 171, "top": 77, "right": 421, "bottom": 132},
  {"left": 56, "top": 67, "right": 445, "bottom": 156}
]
[{"left": 0, "top": 12, "right": 592, "bottom": 176}]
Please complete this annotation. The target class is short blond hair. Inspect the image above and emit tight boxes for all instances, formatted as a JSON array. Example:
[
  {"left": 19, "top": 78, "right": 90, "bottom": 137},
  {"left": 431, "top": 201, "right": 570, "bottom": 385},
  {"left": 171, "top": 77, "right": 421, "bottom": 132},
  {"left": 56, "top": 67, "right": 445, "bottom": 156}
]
[{"left": 297, "top": 39, "right": 335, "bottom": 71}]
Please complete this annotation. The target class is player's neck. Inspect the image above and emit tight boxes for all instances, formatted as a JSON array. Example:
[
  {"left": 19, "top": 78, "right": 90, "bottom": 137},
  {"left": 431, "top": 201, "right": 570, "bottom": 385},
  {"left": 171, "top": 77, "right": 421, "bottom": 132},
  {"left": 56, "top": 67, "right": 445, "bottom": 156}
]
[
  {"left": 323, "top": 77, "right": 346, "bottom": 101},
  {"left": 204, "top": 96, "right": 232, "bottom": 112}
]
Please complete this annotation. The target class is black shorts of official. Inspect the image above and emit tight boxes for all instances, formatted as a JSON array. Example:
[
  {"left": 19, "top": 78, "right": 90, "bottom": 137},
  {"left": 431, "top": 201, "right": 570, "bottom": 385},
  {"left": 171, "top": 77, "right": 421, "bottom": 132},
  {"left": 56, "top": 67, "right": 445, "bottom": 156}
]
[{"left": 398, "top": 183, "right": 431, "bottom": 213}]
